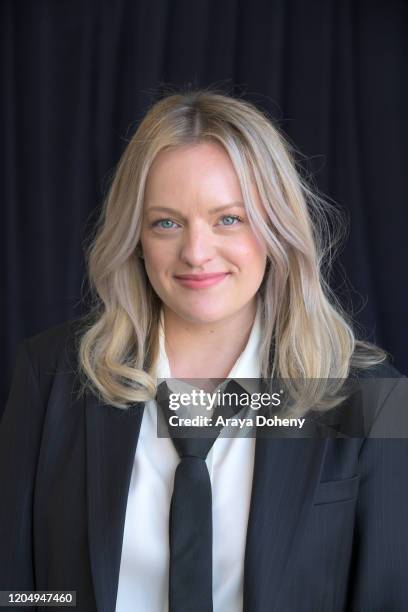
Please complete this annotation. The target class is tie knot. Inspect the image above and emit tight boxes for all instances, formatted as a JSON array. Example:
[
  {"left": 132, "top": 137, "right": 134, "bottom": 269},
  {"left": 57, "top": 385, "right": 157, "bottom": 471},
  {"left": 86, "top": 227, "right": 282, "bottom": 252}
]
[{"left": 156, "top": 379, "right": 249, "bottom": 459}]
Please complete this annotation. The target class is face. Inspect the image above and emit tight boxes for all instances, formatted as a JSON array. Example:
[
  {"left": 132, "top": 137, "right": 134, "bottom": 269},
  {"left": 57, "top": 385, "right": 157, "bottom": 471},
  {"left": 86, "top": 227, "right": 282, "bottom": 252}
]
[{"left": 140, "top": 141, "right": 268, "bottom": 326}]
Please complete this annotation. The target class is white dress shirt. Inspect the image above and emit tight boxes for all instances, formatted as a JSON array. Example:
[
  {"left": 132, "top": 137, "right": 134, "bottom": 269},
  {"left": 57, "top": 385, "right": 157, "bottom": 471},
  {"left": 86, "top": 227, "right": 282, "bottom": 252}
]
[{"left": 115, "top": 299, "right": 262, "bottom": 612}]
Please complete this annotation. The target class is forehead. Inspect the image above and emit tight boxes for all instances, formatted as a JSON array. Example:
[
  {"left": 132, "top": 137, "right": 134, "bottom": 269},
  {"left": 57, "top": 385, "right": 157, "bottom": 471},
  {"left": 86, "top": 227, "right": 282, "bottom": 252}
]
[
  {"left": 149, "top": 140, "right": 234, "bottom": 172},
  {"left": 144, "top": 141, "right": 243, "bottom": 203}
]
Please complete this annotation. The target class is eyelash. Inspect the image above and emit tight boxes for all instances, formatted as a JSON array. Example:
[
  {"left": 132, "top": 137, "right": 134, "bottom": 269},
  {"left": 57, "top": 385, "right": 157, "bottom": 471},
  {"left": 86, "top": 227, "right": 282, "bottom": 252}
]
[{"left": 151, "top": 214, "right": 244, "bottom": 230}]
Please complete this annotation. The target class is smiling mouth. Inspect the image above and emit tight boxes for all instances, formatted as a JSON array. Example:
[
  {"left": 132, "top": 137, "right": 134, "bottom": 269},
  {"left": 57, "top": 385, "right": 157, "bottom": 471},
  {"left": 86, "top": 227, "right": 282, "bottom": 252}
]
[
  {"left": 174, "top": 272, "right": 230, "bottom": 289},
  {"left": 174, "top": 272, "right": 230, "bottom": 280}
]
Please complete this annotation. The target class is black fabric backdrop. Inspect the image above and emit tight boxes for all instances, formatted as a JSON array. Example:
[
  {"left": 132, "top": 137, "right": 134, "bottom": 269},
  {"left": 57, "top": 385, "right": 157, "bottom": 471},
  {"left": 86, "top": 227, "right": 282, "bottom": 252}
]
[{"left": 1, "top": 0, "right": 407, "bottom": 411}]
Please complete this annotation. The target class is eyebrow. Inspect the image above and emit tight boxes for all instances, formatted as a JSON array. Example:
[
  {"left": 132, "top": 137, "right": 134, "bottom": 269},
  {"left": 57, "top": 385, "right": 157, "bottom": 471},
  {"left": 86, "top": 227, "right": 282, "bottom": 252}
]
[{"left": 146, "top": 202, "right": 246, "bottom": 217}]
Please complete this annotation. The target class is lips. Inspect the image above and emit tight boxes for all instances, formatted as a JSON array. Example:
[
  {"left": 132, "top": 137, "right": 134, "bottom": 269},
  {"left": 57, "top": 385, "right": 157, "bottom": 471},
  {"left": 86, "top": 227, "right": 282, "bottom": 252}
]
[
  {"left": 174, "top": 272, "right": 230, "bottom": 289},
  {"left": 174, "top": 273, "right": 229, "bottom": 280}
]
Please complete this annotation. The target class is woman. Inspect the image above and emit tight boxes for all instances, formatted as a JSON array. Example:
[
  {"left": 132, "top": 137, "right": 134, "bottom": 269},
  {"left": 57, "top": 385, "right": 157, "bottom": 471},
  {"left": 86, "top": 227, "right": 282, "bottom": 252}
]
[{"left": 1, "top": 90, "right": 407, "bottom": 612}]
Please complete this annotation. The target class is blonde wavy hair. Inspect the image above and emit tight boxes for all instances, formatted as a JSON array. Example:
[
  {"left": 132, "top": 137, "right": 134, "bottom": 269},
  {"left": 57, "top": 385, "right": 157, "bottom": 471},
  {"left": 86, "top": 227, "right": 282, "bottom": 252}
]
[{"left": 77, "top": 89, "right": 387, "bottom": 412}]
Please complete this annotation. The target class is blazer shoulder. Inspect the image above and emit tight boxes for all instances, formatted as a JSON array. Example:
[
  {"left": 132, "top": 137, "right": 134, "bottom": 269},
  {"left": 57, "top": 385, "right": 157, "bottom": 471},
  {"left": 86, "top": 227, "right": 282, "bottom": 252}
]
[
  {"left": 317, "top": 358, "right": 407, "bottom": 437},
  {"left": 350, "top": 356, "right": 406, "bottom": 380},
  {"left": 22, "top": 318, "right": 86, "bottom": 387},
  {"left": 347, "top": 357, "right": 407, "bottom": 436},
  {"left": 25, "top": 318, "right": 79, "bottom": 356}
]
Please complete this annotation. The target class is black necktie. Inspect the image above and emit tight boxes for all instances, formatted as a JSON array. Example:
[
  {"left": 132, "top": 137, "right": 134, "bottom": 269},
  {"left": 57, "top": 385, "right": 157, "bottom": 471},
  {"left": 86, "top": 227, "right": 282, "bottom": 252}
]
[{"left": 156, "top": 379, "right": 248, "bottom": 612}]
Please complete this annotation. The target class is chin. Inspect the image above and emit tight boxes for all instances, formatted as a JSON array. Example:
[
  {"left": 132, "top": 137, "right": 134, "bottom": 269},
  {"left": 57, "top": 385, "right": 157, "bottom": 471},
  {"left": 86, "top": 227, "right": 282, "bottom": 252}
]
[{"left": 173, "top": 303, "right": 234, "bottom": 325}]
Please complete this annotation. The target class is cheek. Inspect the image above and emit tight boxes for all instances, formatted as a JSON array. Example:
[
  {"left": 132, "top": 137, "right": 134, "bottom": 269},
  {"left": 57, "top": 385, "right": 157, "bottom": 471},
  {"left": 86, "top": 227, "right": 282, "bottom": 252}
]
[
  {"left": 141, "top": 235, "right": 168, "bottom": 266},
  {"left": 141, "top": 246, "right": 164, "bottom": 280},
  {"left": 142, "top": 247, "right": 179, "bottom": 293},
  {"left": 230, "top": 235, "right": 267, "bottom": 268}
]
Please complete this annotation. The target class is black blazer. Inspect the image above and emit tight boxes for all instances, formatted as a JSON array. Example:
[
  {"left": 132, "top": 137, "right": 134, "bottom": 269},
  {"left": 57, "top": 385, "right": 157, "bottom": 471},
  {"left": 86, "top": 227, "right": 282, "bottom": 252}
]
[{"left": 1, "top": 320, "right": 408, "bottom": 612}]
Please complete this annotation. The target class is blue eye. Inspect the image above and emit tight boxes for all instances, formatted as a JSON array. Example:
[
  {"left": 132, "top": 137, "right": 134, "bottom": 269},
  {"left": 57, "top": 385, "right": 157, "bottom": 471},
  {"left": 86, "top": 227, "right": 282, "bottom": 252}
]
[
  {"left": 220, "top": 215, "right": 243, "bottom": 226},
  {"left": 153, "top": 219, "right": 177, "bottom": 229}
]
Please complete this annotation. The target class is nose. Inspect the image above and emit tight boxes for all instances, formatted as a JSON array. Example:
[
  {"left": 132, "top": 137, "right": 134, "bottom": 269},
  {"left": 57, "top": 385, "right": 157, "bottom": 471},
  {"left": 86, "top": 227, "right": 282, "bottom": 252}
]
[{"left": 178, "top": 222, "right": 217, "bottom": 268}]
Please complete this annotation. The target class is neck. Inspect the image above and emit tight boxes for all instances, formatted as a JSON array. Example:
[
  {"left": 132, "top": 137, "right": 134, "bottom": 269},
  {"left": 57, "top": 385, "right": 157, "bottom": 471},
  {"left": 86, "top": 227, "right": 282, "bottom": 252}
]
[{"left": 163, "top": 297, "right": 258, "bottom": 379}]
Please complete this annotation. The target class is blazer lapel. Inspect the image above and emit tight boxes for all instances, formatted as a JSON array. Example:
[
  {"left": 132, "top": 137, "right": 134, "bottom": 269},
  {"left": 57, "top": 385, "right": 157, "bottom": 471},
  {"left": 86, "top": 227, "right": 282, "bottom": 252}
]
[
  {"left": 85, "top": 391, "right": 145, "bottom": 612},
  {"left": 243, "top": 429, "right": 326, "bottom": 611}
]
